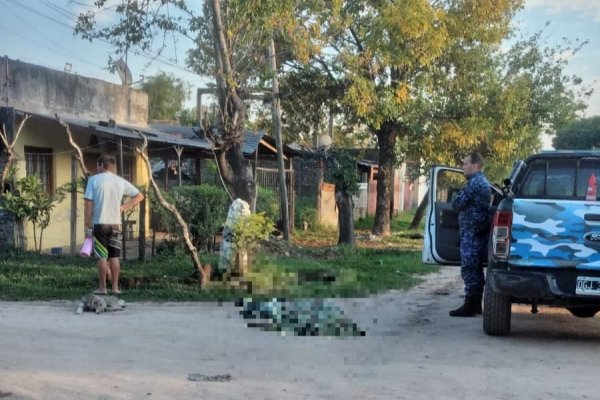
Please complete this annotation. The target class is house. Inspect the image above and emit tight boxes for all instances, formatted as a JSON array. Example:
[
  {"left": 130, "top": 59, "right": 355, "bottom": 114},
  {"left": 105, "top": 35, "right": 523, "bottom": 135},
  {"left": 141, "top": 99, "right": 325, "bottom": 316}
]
[
  {"left": 290, "top": 147, "right": 427, "bottom": 226},
  {"left": 0, "top": 56, "right": 213, "bottom": 253},
  {"left": 0, "top": 56, "right": 299, "bottom": 253}
]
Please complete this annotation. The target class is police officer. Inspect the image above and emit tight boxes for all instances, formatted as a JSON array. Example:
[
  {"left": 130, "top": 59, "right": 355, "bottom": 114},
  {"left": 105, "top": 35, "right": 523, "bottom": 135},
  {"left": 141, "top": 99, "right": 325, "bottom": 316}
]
[{"left": 450, "top": 151, "right": 492, "bottom": 317}]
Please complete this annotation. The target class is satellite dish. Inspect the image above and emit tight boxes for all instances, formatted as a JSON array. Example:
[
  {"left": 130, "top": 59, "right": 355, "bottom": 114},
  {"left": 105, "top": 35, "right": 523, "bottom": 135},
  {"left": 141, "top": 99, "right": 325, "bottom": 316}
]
[
  {"left": 317, "top": 134, "right": 332, "bottom": 148},
  {"left": 115, "top": 58, "right": 133, "bottom": 86}
]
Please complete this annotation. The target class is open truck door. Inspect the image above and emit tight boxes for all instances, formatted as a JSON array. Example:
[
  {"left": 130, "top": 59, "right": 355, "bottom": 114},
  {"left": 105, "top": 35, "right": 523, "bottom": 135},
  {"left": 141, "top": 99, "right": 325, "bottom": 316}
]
[{"left": 422, "top": 166, "right": 502, "bottom": 265}]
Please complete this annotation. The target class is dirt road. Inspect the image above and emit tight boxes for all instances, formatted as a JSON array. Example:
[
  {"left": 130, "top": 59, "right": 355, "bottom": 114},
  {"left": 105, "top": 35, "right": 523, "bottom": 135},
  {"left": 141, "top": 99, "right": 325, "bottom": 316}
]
[{"left": 1, "top": 267, "right": 599, "bottom": 400}]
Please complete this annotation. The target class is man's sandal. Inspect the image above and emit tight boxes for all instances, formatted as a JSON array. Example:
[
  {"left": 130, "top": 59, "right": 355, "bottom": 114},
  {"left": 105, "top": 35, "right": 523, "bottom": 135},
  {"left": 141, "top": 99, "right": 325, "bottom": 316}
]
[{"left": 92, "top": 289, "right": 108, "bottom": 295}]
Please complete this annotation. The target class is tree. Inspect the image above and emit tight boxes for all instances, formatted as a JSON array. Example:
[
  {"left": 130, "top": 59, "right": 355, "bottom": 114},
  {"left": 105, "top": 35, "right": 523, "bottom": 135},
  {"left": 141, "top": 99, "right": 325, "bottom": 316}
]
[
  {"left": 1, "top": 176, "right": 67, "bottom": 252},
  {"left": 77, "top": 0, "right": 325, "bottom": 212},
  {"left": 553, "top": 116, "right": 600, "bottom": 150},
  {"left": 76, "top": 1, "right": 257, "bottom": 208},
  {"left": 331, "top": 150, "right": 359, "bottom": 246},
  {"left": 139, "top": 72, "right": 190, "bottom": 121},
  {"left": 408, "top": 31, "right": 589, "bottom": 189},
  {"left": 407, "top": 29, "right": 589, "bottom": 229},
  {"left": 316, "top": 0, "right": 522, "bottom": 236}
]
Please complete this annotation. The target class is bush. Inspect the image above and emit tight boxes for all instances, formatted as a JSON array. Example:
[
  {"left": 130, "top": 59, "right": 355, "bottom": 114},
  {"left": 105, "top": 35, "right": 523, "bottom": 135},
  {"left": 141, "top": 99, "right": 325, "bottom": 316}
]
[
  {"left": 295, "top": 196, "right": 318, "bottom": 230},
  {"left": 150, "top": 184, "right": 229, "bottom": 250},
  {"left": 256, "top": 186, "right": 279, "bottom": 222},
  {"left": 232, "top": 213, "right": 274, "bottom": 253}
]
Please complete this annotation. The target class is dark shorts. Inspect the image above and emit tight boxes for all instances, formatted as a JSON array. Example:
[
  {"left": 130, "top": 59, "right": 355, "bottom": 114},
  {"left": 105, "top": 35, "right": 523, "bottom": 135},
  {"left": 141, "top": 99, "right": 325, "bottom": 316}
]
[{"left": 93, "top": 224, "right": 122, "bottom": 259}]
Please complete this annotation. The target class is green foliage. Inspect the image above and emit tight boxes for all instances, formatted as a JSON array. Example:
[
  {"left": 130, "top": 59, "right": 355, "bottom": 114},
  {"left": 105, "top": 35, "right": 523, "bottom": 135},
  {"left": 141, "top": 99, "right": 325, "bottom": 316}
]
[
  {"left": 331, "top": 150, "right": 359, "bottom": 195},
  {"left": 1, "top": 175, "right": 67, "bottom": 252},
  {"left": 138, "top": 71, "right": 190, "bottom": 121},
  {"left": 231, "top": 213, "right": 274, "bottom": 253},
  {"left": 355, "top": 211, "right": 422, "bottom": 232},
  {"left": 553, "top": 116, "right": 600, "bottom": 150},
  {"left": 256, "top": 186, "right": 279, "bottom": 222},
  {"left": 417, "top": 28, "right": 590, "bottom": 182},
  {"left": 0, "top": 248, "right": 435, "bottom": 301},
  {"left": 178, "top": 108, "right": 198, "bottom": 127},
  {"left": 294, "top": 196, "right": 324, "bottom": 232},
  {"left": 150, "top": 184, "right": 229, "bottom": 249}
]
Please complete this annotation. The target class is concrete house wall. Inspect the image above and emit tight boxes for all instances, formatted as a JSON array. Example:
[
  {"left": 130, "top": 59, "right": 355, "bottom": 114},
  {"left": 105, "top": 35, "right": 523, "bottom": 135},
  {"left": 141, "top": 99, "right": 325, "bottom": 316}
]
[
  {"left": 0, "top": 56, "right": 150, "bottom": 253},
  {"left": 1, "top": 57, "right": 148, "bottom": 125}
]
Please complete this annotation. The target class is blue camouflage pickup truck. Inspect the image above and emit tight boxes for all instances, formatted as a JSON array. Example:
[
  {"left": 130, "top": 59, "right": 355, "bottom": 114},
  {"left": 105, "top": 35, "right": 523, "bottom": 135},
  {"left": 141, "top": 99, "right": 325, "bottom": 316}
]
[{"left": 422, "top": 151, "right": 600, "bottom": 336}]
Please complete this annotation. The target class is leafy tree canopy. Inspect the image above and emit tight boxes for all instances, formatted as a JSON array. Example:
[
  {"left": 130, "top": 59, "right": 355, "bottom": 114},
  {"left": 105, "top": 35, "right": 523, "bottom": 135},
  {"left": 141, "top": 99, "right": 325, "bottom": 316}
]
[
  {"left": 138, "top": 72, "right": 190, "bottom": 121},
  {"left": 553, "top": 116, "right": 600, "bottom": 150}
]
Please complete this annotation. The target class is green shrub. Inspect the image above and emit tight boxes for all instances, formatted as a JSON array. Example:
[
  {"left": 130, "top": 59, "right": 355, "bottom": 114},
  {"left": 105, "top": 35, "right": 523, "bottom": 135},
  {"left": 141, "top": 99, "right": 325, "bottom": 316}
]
[
  {"left": 256, "top": 186, "right": 279, "bottom": 222},
  {"left": 150, "top": 184, "right": 229, "bottom": 250},
  {"left": 295, "top": 196, "right": 318, "bottom": 230},
  {"left": 232, "top": 213, "right": 274, "bottom": 253}
]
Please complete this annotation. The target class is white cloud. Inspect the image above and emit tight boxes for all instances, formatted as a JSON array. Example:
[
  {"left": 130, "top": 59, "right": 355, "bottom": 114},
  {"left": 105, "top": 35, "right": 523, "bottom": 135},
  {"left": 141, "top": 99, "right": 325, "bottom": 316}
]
[{"left": 525, "top": 0, "right": 600, "bottom": 22}]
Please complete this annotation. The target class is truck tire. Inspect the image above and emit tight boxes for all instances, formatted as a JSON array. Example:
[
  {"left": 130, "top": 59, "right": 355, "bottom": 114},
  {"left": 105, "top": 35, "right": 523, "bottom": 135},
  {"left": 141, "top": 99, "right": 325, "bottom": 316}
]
[{"left": 483, "top": 275, "right": 512, "bottom": 336}]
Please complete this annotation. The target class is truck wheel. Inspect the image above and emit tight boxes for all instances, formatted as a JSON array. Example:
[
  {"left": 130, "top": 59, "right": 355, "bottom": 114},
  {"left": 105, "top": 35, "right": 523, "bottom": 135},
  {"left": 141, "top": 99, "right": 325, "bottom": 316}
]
[
  {"left": 567, "top": 307, "right": 599, "bottom": 318},
  {"left": 483, "top": 275, "right": 512, "bottom": 336}
]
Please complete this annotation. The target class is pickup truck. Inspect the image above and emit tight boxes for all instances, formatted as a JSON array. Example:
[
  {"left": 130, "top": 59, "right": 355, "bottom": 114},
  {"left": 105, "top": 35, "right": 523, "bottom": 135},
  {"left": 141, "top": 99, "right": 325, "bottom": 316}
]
[{"left": 422, "top": 151, "right": 600, "bottom": 335}]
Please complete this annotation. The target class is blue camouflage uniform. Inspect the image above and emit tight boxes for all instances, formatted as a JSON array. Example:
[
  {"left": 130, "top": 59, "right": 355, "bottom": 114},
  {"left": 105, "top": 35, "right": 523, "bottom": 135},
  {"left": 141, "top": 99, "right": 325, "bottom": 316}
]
[{"left": 452, "top": 171, "right": 492, "bottom": 297}]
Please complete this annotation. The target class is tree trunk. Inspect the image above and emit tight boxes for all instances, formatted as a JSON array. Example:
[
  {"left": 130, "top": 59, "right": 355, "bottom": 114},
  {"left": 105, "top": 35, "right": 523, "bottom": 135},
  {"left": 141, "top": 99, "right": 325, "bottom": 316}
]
[
  {"left": 336, "top": 190, "right": 354, "bottom": 246},
  {"left": 209, "top": 0, "right": 257, "bottom": 210},
  {"left": 225, "top": 143, "right": 256, "bottom": 211},
  {"left": 409, "top": 190, "right": 429, "bottom": 230},
  {"left": 372, "top": 123, "right": 397, "bottom": 237}
]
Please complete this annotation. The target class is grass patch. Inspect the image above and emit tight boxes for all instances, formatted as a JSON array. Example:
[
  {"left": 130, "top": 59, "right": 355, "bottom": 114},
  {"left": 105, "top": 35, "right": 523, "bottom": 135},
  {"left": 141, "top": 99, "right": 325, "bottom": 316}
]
[
  {"left": 354, "top": 210, "right": 423, "bottom": 231},
  {"left": 0, "top": 247, "right": 437, "bottom": 301}
]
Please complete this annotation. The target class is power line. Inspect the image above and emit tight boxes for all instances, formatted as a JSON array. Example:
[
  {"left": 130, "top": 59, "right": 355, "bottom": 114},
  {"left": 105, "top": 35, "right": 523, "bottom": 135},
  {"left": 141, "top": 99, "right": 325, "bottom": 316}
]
[
  {"left": 0, "top": 0, "right": 106, "bottom": 71},
  {"left": 4, "top": 0, "right": 201, "bottom": 77}
]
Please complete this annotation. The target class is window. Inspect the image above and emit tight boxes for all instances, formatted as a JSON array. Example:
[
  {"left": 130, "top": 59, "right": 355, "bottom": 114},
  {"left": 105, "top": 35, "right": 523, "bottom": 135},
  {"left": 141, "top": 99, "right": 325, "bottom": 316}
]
[
  {"left": 521, "top": 161, "right": 546, "bottom": 197},
  {"left": 577, "top": 159, "right": 600, "bottom": 199},
  {"left": 519, "top": 158, "right": 597, "bottom": 199},
  {"left": 24, "top": 146, "right": 53, "bottom": 193},
  {"left": 119, "top": 156, "right": 134, "bottom": 182},
  {"left": 546, "top": 160, "right": 576, "bottom": 197}
]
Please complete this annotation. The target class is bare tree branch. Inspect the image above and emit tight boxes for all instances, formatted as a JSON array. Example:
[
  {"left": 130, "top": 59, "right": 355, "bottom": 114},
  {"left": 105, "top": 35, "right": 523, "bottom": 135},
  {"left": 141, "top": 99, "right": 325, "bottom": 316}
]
[
  {"left": 135, "top": 132, "right": 209, "bottom": 285},
  {"left": 55, "top": 114, "right": 90, "bottom": 178},
  {"left": 0, "top": 114, "right": 31, "bottom": 191}
]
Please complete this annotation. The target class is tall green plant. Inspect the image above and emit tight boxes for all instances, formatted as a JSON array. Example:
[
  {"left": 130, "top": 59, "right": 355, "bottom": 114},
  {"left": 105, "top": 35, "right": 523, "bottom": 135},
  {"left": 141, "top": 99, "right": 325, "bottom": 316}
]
[
  {"left": 1, "top": 175, "right": 67, "bottom": 252},
  {"left": 150, "top": 184, "right": 229, "bottom": 251},
  {"left": 256, "top": 186, "right": 279, "bottom": 223}
]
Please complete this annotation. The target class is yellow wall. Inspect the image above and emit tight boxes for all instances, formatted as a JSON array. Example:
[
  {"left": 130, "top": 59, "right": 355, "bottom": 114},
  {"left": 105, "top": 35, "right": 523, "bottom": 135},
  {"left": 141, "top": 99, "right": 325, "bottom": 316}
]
[{"left": 14, "top": 118, "right": 150, "bottom": 253}]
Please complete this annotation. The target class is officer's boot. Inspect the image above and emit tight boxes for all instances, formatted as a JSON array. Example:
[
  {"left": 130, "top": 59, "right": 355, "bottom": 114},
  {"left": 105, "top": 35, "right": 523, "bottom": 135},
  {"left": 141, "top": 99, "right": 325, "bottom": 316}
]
[
  {"left": 473, "top": 294, "right": 483, "bottom": 315},
  {"left": 449, "top": 296, "right": 479, "bottom": 317}
]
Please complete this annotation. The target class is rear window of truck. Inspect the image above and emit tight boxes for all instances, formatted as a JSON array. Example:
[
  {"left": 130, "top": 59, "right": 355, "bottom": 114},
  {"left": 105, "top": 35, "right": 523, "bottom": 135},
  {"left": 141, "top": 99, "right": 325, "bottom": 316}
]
[{"left": 518, "top": 158, "right": 600, "bottom": 199}]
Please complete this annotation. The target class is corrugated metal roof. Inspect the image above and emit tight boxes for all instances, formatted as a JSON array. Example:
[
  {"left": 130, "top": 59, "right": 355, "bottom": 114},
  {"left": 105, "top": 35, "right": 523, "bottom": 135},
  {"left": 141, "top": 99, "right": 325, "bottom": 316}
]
[
  {"left": 19, "top": 111, "right": 213, "bottom": 151},
  {"left": 148, "top": 123, "right": 200, "bottom": 139},
  {"left": 17, "top": 111, "right": 291, "bottom": 155},
  {"left": 243, "top": 130, "right": 265, "bottom": 155}
]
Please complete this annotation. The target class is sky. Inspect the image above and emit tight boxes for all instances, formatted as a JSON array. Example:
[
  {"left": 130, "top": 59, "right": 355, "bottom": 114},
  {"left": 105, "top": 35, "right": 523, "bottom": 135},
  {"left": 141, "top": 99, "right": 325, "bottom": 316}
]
[{"left": 0, "top": 0, "right": 598, "bottom": 143}]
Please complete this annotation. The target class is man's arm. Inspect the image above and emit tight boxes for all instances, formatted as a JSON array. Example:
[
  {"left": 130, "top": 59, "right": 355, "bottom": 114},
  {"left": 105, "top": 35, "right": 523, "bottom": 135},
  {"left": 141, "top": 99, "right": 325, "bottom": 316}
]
[
  {"left": 84, "top": 199, "right": 93, "bottom": 237},
  {"left": 120, "top": 192, "right": 144, "bottom": 213},
  {"left": 452, "top": 183, "right": 473, "bottom": 212}
]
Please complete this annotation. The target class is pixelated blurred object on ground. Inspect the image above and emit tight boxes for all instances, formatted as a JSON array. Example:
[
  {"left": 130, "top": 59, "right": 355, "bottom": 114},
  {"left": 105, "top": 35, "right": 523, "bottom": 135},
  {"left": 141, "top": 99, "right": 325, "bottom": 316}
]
[{"left": 236, "top": 297, "right": 365, "bottom": 336}]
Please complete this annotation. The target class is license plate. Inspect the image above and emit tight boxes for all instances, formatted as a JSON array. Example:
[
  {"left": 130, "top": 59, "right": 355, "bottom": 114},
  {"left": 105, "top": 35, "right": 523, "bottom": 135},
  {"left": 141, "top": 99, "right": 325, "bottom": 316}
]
[{"left": 576, "top": 276, "right": 600, "bottom": 295}]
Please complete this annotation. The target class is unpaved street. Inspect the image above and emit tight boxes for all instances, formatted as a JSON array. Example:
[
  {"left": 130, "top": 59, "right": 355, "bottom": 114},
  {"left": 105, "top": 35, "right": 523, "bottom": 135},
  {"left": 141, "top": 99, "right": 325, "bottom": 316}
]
[{"left": 1, "top": 267, "right": 599, "bottom": 400}]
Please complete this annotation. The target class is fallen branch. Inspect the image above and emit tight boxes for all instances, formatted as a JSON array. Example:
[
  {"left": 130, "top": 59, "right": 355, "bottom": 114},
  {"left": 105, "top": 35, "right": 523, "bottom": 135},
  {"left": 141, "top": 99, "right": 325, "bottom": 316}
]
[
  {"left": 0, "top": 114, "right": 31, "bottom": 191},
  {"left": 135, "top": 132, "right": 208, "bottom": 285}
]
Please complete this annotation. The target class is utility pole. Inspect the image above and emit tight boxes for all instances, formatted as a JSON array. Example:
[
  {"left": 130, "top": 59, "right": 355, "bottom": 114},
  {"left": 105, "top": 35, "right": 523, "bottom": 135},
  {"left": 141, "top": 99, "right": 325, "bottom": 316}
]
[{"left": 269, "top": 38, "right": 290, "bottom": 241}]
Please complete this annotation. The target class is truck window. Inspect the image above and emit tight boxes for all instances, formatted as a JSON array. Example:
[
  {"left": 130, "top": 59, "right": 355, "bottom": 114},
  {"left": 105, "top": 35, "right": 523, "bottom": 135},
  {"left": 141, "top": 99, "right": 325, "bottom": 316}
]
[
  {"left": 521, "top": 161, "right": 545, "bottom": 196},
  {"left": 577, "top": 159, "right": 600, "bottom": 198},
  {"left": 519, "top": 158, "right": 598, "bottom": 199},
  {"left": 546, "top": 160, "right": 576, "bottom": 197},
  {"left": 435, "top": 170, "right": 464, "bottom": 202}
]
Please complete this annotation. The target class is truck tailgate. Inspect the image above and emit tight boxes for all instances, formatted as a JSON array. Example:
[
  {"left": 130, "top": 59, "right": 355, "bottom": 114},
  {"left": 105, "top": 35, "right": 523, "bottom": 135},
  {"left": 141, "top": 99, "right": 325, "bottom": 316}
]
[{"left": 510, "top": 199, "right": 600, "bottom": 269}]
